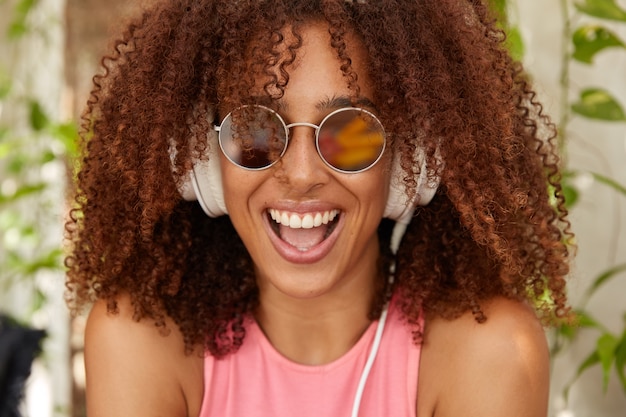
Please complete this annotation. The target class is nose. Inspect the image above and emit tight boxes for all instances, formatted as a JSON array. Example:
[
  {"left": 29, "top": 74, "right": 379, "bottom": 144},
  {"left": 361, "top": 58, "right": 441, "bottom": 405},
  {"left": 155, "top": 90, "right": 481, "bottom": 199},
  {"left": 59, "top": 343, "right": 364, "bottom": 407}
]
[{"left": 275, "top": 125, "right": 330, "bottom": 193}]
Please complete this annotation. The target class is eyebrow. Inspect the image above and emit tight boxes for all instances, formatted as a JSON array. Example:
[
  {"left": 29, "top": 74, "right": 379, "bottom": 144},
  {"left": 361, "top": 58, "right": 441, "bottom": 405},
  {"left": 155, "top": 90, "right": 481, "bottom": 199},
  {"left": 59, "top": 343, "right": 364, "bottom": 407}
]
[
  {"left": 316, "top": 95, "right": 378, "bottom": 112},
  {"left": 250, "top": 94, "right": 379, "bottom": 113}
]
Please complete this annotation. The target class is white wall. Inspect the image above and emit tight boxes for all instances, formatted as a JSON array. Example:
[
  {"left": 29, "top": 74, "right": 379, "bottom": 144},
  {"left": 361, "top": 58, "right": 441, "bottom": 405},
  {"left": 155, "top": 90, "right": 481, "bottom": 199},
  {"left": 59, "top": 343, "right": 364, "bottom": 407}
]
[{"left": 517, "top": 1, "right": 626, "bottom": 416}]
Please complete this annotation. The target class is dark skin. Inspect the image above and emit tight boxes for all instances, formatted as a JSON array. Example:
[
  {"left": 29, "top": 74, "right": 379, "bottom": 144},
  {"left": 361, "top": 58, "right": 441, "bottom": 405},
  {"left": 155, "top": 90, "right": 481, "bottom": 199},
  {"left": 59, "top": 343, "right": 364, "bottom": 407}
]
[
  {"left": 84, "top": 23, "right": 550, "bottom": 417},
  {"left": 85, "top": 296, "right": 549, "bottom": 417},
  {"left": 67, "top": 0, "right": 571, "bottom": 361}
]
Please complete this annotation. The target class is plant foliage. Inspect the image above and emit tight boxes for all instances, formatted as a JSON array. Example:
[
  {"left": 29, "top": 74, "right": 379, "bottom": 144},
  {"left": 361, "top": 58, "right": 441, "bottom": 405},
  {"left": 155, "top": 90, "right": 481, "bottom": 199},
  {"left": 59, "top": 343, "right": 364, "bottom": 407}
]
[
  {"left": 0, "top": 0, "right": 76, "bottom": 318},
  {"left": 491, "top": 0, "right": 626, "bottom": 404}
]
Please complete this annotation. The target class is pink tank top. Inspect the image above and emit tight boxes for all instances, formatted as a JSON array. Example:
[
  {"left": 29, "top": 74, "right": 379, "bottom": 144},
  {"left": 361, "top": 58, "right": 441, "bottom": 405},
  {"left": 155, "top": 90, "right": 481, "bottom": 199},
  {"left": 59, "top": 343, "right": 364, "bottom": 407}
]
[{"left": 198, "top": 299, "right": 421, "bottom": 417}]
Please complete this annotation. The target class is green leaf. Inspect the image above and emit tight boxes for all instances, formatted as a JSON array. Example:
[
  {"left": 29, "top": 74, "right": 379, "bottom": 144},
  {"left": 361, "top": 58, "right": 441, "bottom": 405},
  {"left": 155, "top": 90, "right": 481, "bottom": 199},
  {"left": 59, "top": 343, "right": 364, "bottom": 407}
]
[
  {"left": 557, "top": 309, "right": 607, "bottom": 341},
  {"left": 597, "top": 333, "right": 619, "bottom": 391},
  {"left": 0, "top": 182, "right": 47, "bottom": 205},
  {"left": 0, "top": 71, "right": 11, "bottom": 99},
  {"left": 6, "top": 0, "right": 39, "bottom": 39},
  {"left": 16, "top": 0, "right": 38, "bottom": 15},
  {"left": 562, "top": 182, "right": 580, "bottom": 208},
  {"left": 572, "top": 88, "right": 626, "bottom": 121},
  {"left": 32, "top": 288, "right": 47, "bottom": 312},
  {"left": 5, "top": 249, "right": 27, "bottom": 270},
  {"left": 24, "top": 248, "right": 63, "bottom": 274},
  {"left": 41, "top": 150, "right": 56, "bottom": 164},
  {"left": 0, "top": 209, "right": 19, "bottom": 229},
  {"left": 564, "top": 350, "right": 600, "bottom": 400},
  {"left": 488, "top": 0, "right": 508, "bottom": 23},
  {"left": 591, "top": 171, "right": 626, "bottom": 197},
  {"left": 556, "top": 322, "right": 580, "bottom": 341},
  {"left": 567, "top": 169, "right": 626, "bottom": 197},
  {"left": 29, "top": 100, "right": 49, "bottom": 131},
  {"left": 0, "top": 141, "right": 12, "bottom": 158},
  {"left": 575, "top": 0, "right": 626, "bottom": 22},
  {"left": 7, "top": 152, "right": 28, "bottom": 173},
  {"left": 615, "top": 331, "right": 626, "bottom": 392},
  {"left": 486, "top": 0, "right": 526, "bottom": 60},
  {"left": 51, "top": 121, "right": 78, "bottom": 156},
  {"left": 582, "top": 264, "right": 626, "bottom": 305},
  {"left": 576, "top": 309, "right": 603, "bottom": 329},
  {"left": 506, "top": 27, "right": 525, "bottom": 61},
  {"left": 7, "top": 21, "right": 28, "bottom": 39},
  {"left": 572, "top": 25, "right": 625, "bottom": 64}
]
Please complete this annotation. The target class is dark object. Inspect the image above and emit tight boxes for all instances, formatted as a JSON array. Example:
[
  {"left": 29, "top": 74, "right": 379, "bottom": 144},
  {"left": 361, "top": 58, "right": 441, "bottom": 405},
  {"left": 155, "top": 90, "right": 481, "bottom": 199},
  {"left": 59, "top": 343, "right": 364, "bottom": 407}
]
[{"left": 0, "top": 314, "right": 46, "bottom": 417}]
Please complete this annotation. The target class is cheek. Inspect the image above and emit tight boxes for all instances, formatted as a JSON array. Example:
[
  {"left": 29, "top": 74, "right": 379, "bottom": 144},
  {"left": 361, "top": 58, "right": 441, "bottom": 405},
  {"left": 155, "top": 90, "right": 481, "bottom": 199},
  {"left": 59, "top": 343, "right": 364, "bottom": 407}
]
[
  {"left": 352, "top": 161, "right": 391, "bottom": 210},
  {"left": 221, "top": 159, "right": 253, "bottom": 214},
  {"left": 369, "top": 155, "right": 392, "bottom": 201},
  {"left": 374, "top": 175, "right": 391, "bottom": 208},
  {"left": 220, "top": 157, "right": 275, "bottom": 225}
]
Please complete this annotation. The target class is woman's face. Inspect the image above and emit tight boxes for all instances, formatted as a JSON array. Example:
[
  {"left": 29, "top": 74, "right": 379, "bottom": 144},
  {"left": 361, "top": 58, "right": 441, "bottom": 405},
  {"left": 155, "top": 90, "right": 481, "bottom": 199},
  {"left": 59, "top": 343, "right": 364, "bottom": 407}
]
[{"left": 221, "top": 23, "right": 391, "bottom": 302}]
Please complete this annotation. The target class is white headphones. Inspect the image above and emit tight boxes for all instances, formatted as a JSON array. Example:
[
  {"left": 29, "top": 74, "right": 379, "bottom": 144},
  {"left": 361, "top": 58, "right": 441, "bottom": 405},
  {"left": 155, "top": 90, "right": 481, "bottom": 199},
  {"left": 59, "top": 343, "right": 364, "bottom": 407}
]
[{"left": 176, "top": 110, "right": 440, "bottom": 226}]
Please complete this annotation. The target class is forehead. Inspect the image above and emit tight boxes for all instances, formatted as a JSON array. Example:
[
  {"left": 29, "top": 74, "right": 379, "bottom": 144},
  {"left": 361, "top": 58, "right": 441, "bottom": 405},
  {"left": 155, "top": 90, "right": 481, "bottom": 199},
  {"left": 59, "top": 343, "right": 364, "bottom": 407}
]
[{"left": 219, "top": 21, "right": 374, "bottom": 106}]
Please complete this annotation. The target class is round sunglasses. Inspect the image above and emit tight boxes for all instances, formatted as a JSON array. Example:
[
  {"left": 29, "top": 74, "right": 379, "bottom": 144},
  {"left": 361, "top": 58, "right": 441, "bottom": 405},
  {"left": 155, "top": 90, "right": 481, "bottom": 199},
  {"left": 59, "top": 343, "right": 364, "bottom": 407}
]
[{"left": 214, "top": 105, "right": 386, "bottom": 173}]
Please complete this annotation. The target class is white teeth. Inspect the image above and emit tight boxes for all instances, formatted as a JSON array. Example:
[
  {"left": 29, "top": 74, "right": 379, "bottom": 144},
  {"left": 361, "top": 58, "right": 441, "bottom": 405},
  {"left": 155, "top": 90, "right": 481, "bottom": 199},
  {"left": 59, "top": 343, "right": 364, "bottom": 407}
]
[
  {"left": 301, "top": 214, "right": 314, "bottom": 229},
  {"left": 269, "top": 209, "right": 339, "bottom": 229},
  {"left": 289, "top": 214, "right": 302, "bottom": 228}
]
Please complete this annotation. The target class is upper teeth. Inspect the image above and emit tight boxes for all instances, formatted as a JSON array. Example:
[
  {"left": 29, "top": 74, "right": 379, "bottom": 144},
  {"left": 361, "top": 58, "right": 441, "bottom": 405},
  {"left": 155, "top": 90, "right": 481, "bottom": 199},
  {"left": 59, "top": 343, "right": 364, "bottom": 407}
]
[{"left": 268, "top": 209, "right": 339, "bottom": 229}]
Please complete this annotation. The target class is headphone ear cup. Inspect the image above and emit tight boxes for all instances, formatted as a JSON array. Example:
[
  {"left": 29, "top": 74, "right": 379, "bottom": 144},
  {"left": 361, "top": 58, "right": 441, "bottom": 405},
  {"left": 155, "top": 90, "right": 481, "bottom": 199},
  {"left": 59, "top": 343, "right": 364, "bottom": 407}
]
[
  {"left": 175, "top": 118, "right": 228, "bottom": 217},
  {"left": 188, "top": 135, "right": 228, "bottom": 217},
  {"left": 384, "top": 147, "right": 440, "bottom": 225}
]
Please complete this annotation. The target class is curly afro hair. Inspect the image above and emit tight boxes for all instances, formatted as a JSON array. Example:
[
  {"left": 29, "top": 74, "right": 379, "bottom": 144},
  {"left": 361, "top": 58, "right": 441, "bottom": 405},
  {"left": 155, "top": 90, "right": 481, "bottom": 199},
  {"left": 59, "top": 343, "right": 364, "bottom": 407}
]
[{"left": 65, "top": 0, "right": 572, "bottom": 356}]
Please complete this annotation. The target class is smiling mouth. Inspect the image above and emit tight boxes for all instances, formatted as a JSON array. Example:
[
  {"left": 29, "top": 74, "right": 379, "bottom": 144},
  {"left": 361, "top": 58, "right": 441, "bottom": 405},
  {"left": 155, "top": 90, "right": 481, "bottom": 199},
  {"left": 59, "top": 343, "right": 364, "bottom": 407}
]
[{"left": 267, "top": 209, "right": 341, "bottom": 251}]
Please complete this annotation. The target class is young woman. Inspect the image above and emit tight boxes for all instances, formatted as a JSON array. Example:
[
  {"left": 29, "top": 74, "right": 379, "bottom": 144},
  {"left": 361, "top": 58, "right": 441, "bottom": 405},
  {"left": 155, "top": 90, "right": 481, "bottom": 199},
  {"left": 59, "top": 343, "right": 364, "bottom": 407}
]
[{"left": 65, "top": 1, "right": 573, "bottom": 416}]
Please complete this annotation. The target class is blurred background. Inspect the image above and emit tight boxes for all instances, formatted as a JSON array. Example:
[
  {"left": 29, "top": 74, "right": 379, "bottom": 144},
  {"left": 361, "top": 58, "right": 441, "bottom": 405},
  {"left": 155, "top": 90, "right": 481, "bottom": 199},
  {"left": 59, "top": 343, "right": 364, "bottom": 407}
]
[{"left": 0, "top": 0, "right": 624, "bottom": 416}]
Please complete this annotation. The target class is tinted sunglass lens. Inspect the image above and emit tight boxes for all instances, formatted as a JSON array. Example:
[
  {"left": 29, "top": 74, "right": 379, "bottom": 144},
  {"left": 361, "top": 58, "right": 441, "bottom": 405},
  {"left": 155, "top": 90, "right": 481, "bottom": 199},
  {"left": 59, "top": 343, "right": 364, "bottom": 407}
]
[
  {"left": 219, "top": 106, "right": 287, "bottom": 169},
  {"left": 317, "top": 109, "right": 385, "bottom": 172}
]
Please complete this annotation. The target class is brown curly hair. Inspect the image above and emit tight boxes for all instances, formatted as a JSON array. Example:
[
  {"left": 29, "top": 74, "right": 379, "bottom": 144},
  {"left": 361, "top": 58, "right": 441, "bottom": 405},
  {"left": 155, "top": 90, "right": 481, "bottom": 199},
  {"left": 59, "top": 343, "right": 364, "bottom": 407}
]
[{"left": 65, "top": 0, "right": 572, "bottom": 356}]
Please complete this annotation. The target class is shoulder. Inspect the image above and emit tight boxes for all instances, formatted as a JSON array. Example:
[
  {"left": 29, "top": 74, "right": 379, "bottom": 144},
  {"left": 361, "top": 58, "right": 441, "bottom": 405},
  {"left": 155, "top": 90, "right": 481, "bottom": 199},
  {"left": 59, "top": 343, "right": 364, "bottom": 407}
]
[
  {"left": 84, "top": 295, "right": 204, "bottom": 417},
  {"left": 417, "top": 297, "right": 549, "bottom": 417}
]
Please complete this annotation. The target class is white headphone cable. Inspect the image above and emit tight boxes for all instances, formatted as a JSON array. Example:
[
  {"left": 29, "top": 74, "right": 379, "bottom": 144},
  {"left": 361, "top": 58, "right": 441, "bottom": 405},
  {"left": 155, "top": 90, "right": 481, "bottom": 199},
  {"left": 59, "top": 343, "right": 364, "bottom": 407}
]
[{"left": 350, "top": 304, "right": 389, "bottom": 417}]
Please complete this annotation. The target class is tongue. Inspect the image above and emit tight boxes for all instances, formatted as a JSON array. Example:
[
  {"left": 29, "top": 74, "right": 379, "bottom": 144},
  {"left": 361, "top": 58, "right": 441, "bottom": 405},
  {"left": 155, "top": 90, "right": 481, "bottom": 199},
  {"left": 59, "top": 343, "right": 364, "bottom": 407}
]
[{"left": 280, "top": 224, "right": 328, "bottom": 250}]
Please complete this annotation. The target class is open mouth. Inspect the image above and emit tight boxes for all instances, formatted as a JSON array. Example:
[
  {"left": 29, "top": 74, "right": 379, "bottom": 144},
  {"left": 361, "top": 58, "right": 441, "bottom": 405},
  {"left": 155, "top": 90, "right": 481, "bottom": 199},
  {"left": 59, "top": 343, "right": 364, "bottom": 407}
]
[{"left": 267, "top": 209, "right": 341, "bottom": 252}]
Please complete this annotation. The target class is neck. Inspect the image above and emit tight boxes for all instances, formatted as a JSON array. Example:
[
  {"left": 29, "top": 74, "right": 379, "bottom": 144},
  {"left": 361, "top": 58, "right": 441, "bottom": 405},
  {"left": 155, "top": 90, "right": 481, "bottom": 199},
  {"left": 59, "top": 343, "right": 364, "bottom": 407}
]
[{"left": 254, "top": 277, "right": 378, "bottom": 366}]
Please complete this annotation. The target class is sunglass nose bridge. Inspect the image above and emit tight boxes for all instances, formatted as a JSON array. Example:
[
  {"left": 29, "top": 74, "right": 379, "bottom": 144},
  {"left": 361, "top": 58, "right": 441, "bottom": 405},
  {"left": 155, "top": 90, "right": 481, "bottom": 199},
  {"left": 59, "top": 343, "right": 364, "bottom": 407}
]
[
  {"left": 284, "top": 122, "right": 320, "bottom": 145},
  {"left": 284, "top": 121, "right": 319, "bottom": 132}
]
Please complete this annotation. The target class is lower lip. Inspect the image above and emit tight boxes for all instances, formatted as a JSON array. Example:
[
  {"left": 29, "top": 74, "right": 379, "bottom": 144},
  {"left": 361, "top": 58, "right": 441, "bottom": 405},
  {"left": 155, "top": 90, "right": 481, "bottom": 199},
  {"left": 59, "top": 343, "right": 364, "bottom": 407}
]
[{"left": 263, "top": 213, "right": 342, "bottom": 264}]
